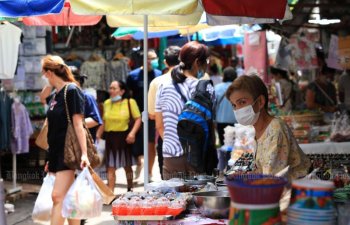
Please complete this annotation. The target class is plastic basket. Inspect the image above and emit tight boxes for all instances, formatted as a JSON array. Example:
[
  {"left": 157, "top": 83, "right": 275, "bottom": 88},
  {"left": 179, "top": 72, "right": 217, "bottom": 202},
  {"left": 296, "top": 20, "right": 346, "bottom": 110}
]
[{"left": 225, "top": 174, "right": 287, "bottom": 205}]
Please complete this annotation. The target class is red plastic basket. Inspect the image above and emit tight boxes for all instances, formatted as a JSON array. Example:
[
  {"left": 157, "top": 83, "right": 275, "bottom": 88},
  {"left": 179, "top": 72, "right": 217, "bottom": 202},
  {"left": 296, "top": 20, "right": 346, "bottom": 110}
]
[{"left": 225, "top": 174, "right": 287, "bottom": 205}]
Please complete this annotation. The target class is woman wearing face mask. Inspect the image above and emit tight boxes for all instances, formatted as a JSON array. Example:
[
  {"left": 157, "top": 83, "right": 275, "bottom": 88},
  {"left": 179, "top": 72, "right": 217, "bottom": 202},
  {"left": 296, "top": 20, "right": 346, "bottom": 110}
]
[
  {"left": 155, "top": 41, "right": 215, "bottom": 179},
  {"left": 306, "top": 66, "right": 337, "bottom": 113},
  {"left": 226, "top": 75, "right": 310, "bottom": 181},
  {"left": 96, "top": 80, "right": 141, "bottom": 192},
  {"left": 40, "top": 55, "right": 89, "bottom": 225}
]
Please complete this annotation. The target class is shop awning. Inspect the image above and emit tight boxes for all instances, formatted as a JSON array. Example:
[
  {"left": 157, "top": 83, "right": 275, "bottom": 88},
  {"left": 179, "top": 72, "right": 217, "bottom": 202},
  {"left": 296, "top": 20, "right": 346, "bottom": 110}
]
[
  {"left": 70, "top": 0, "right": 198, "bottom": 15},
  {"left": 22, "top": 2, "right": 102, "bottom": 26},
  {"left": 0, "top": 0, "right": 64, "bottom": 17},
  {"left": 202, "top": 0, "right": 287, "bottom": 19}
]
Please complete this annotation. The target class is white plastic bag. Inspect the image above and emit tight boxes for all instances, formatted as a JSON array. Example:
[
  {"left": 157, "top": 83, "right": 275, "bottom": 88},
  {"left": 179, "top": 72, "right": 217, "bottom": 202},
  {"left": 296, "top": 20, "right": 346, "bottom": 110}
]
[
  {"left": 32, "top": 174, "right": 55, "bottom": 221},
  {"left": 62, "top": 167, "right": 102, "bottom": 219}
]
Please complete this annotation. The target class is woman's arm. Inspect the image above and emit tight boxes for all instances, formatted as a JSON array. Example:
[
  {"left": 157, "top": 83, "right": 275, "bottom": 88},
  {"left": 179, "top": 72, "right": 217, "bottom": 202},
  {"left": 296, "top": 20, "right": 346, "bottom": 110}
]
[
  {"left": 96, "top": 122, "right": 105, "bottom": 141},
  {"left": 305, "top": 88, "right": 317, "bottom": 110},
  {"left": 40, "top": 85, "right": 52, "bottom": 105},
  {"left": 85, "top": 117, "right": 99, "bottom": 129},
  {"left": 155, "top": 112, "right": 164, "bottom": 139},
  {"left": 126, "top": 117, "right": 141, "bottom": 144},
  {"left": 72, "top": 114, "right": 90, "bottom": 167},
  {"left": 306, "top": 89, "right": 337, "bottom": 112}
]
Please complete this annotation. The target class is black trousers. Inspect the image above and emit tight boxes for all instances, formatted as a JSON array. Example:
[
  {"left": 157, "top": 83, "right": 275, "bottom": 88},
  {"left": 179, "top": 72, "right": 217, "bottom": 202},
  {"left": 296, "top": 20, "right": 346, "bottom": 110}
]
[{"left": 157, "top": 137, "right": 163, "bottom": 180}]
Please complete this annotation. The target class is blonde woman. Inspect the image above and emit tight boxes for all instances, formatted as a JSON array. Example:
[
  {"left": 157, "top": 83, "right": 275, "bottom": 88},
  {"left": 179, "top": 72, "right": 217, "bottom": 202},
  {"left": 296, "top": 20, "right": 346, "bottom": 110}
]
[{"left": 40, "top": 55, "right": 89, "bottom": 225}]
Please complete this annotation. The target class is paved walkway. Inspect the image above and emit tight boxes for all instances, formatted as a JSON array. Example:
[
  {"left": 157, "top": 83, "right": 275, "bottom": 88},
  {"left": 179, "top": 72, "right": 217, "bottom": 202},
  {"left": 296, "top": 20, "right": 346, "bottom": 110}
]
[{"left": 5, "top": 158, "right": 162, "bottom": 225}]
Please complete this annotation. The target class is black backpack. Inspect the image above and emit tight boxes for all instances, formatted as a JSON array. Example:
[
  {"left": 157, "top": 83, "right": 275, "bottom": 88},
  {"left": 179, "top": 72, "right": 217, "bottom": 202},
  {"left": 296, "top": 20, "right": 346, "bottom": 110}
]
[{"left": 174, "top": 79, "right": 217, "bottom": 173}]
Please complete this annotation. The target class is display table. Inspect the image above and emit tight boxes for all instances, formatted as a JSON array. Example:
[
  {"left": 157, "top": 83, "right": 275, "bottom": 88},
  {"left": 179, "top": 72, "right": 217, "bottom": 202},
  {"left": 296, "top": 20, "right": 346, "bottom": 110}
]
[
  {"left": 299, "top": 142, "right": 350, "bottom": 154},
  {"left": 114, "top": 214, "right": 228, "bottom": 225}
]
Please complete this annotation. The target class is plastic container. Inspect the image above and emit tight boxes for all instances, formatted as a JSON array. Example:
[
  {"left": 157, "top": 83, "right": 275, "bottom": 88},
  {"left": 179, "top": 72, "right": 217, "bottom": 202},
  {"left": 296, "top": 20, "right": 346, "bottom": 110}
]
[
  {"left": 290, "top": 179, "right": 335, "bottom": 210},
  {"left": 229, "top": 202, "right": 281, "bottom": 225},
  {"left": 225, "top": 174, "right": 287, "bottom": 204}
]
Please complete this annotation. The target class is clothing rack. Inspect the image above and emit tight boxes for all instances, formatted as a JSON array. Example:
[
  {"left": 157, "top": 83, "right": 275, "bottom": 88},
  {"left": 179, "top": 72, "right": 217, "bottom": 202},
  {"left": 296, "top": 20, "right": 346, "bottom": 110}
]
[
  {"left": 0, "top": 84, "right": 22, "bottom": 194},
  {"left": 0, "top": 81, "right": 7, "bottom": 225}
]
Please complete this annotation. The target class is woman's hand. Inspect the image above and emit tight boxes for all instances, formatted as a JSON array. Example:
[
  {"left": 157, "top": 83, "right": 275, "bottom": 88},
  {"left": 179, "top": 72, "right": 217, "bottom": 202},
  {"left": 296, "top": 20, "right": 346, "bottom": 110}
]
[
  {"left": 126, "top": 132, "right": 136, "bottom": 144},
  {"left": 44, "top": 161, "right": 49, "bottom": 173},
  {"left": 80, "top": 154, "right": 90, "bottom": 169}
]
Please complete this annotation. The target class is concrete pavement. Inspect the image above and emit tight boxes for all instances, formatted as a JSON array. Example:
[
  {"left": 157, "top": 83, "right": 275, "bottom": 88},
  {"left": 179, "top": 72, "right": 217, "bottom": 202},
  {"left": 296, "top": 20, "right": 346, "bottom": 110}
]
[{"left": 5, "top": 159, "right": 162, "bottom": 225}]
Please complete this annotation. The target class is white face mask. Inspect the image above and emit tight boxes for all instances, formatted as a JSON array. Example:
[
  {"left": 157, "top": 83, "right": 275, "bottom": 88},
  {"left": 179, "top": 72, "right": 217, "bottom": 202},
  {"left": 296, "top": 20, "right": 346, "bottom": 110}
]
[
  {"left": 233, "top": 98, "right": 260, "bottom": 126},
  {"left": 41, "top": 75, "right": 50, "bottom": 86}
]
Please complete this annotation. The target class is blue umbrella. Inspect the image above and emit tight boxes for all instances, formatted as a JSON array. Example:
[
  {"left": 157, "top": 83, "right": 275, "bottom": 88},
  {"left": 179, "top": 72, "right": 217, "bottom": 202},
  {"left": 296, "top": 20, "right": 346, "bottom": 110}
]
[{"left": 0, "top": 0, "right": 64, "bottom": 17}]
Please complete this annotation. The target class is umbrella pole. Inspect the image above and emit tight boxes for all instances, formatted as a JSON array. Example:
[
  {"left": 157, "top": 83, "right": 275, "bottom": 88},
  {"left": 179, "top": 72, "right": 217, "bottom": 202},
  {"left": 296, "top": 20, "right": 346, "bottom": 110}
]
[
  {"left": 186, "top": 27, "right": 190, "bottom": 42},
  {"left": 143, "top": 15, "right": 149, "bottom": 185}
]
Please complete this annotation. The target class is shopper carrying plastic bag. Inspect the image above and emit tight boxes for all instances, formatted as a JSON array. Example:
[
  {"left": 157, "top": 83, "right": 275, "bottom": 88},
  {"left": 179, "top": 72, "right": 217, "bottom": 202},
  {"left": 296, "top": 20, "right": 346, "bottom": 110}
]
[
  {"left": 32, "top": 174, "right": 55, "bottom": 221},
  {"left": 62, "top": 167, "right": 103, "bottom": 219}
]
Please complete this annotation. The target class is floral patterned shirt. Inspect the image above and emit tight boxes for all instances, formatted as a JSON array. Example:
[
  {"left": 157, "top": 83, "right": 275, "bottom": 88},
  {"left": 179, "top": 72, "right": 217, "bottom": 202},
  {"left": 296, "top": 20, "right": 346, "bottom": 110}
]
[{"left": 254, "top": 118, "right": 311, "bottom": 180}]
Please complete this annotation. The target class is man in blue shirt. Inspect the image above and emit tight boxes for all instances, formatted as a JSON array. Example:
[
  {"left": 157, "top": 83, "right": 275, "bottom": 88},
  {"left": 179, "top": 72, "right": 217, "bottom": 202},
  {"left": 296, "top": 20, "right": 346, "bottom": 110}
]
[
  {"left": 127, "top": 49, "right": 162, "bottom": 181},
  {"left": 215, "top": 66, "right": 237, "bottom": 145},
  {"left": 215, "top": 67, "right": 237, "bottom": 173},
  {"left": 70, "top": 66, "right": 103, "bottom": 141}
]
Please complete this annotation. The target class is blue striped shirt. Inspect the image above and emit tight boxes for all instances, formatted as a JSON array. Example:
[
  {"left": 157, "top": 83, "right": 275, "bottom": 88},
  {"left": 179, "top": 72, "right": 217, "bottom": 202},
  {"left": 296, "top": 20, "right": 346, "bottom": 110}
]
[{"left": 155, "top": 77, "right": 214, "bottom": 157}]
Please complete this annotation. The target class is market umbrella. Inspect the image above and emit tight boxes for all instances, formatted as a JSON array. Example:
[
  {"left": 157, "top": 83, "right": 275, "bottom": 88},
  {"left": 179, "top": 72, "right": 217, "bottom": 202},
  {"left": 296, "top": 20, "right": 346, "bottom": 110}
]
[
  {"left": 69, "top": 0, "right": 292, "bottom": 184},
  {"left": 22, "top": 1, "right": 102, "bottom": 26},
  {"left": 0, "top": 0, "right": 64, "bottom": 17},
  {"left": 202, "top": 0, "right": 287, "bottom": 19},
  {"left": 112, "top": 27, "right": 179, "bottom": 40}
]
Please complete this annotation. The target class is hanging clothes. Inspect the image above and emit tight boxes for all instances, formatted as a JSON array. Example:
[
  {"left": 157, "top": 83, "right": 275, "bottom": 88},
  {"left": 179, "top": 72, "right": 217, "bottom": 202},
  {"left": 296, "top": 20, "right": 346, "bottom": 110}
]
[
  {"left": 106, "top": 59, "right": 129, "bottom": 86},
  {"left": 10, "top": 101, "right": 33, "bottom": 154},
  {"left": 80, "top": 60, "right": 107, "bottom": 91},
  {"left": 0, "top": 23, "right": 22, "bottom": 79},
  {"left": 0, "top": 91, "right": 13, "bottom": 151}
]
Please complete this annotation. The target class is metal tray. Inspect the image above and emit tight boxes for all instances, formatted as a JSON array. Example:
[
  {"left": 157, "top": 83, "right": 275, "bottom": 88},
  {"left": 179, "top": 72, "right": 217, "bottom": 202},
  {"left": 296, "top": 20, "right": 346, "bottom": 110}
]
[{"left": 114, "top": 215, "right": 176, "bottom": 221}]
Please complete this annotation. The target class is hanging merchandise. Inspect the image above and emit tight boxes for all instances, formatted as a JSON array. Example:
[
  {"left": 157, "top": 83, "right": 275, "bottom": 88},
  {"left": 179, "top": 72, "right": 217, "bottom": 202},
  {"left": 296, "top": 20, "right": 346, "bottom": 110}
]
[
  {"left": 0, "top": 23, "right": 22, "bottom": 79},
  {"left": 326, "top": 35, "right": 343, "bottom": 70},
  {"left": 106, "top": 55, "right": 129, "bottom": 86},
  {"left": 288, "top": 37, "right": 318, "bottom": 70},
  {"left": 274, "top": 38, "right": 292, "bottom": 71},
  {"left": 243, "top": 31, "right": 268, "bottom": 82},
  {"left": 81, "top": 55, "right": 107, "bottom": 91},
  {"left": 338, "top": 35, "right": 350, "bottom": 70},
  {"left": 11, "top": 100, "right": 34, "bottom": 154},
  {"left": 0, "top": 88, "right": 12, "bottom": 151}
]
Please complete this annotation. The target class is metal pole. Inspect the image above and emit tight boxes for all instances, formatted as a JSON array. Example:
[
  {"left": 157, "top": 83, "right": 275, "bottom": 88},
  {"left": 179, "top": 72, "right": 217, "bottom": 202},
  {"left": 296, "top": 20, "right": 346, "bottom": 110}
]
[
  {"left": 0, "top": 179, "right": 7, "bottom": 225},
  {"left": 143, "top": 15, "right": 149, "bottom": 185}
]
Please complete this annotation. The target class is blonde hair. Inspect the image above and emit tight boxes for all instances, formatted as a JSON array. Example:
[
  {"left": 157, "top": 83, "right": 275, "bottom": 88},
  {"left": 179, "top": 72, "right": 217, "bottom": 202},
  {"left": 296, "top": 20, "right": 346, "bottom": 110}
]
[{"left": 41, "top": 55, "right": 78, "bottom": 85}]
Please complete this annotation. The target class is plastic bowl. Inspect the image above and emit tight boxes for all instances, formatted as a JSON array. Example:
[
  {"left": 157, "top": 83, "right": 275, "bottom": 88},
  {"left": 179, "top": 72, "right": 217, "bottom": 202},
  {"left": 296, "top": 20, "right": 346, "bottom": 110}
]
[{"left": 225, "top": 174, "right": 287, "bottom": 205}]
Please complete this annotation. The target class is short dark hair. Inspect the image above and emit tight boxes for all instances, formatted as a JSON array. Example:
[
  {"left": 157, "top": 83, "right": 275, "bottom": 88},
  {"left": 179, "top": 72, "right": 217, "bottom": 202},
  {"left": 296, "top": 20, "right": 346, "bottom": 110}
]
[
  {"left": 209, "top": 64, "right": 219, "bottom": 75},
  {"left": 223, "top": 67, "right": 237, "bottom": 82},
  {"left": 164, "top": 46, "right": 180, "bottom": 67},
  {"left": 226, "top": 75, "right": 269, "bottom": 110},
  {"left": 115, "top": 80, "right": 130, "bottom": 99},
  {"left": 69, "top": 66, "right": 87, "bottom": 87},
  {"left": 321, "top": 65, "right": 335, "bottom": 75}
]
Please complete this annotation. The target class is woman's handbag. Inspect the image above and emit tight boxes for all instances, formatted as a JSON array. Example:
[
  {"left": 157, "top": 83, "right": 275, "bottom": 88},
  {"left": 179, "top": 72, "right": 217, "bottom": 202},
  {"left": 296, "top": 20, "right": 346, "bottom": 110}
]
[
  {"left": 63, "top": 84, "right": 100, "bottom": 169},
  {"left": 35, "top": 119, "right": 49, "bottom": 151},
  {"left": 88, "top": 166, "right": 116, "bottom": 205}
]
